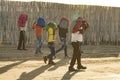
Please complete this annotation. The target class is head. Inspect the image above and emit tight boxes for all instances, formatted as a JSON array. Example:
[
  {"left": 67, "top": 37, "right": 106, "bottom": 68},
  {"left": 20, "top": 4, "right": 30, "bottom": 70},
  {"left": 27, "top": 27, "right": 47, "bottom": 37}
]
[
  {"left": 76, "top": 17, "right": 83, "bottom": 24},
  {"left": 48, "top": 22, "right": 57, "bottom": 30},
  {"left": 77, "top": 17, "right": 83, "bottom": 20}
]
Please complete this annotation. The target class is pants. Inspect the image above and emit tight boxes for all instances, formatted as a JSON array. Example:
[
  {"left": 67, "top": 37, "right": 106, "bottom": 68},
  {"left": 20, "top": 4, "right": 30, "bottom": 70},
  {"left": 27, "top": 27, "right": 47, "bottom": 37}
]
[
  {"left": 69, "top": 42, "right": 81, "bottom": 68},
  {"left": 56, "top": 37, "right": 67, "bottom": 56},
  {"left": 35, "top": 36, "right": 42, "bottom": 54},
  {"left": 17, "top": 31, "right": 26, "bottom": 49},
  {"left": 47, "top": 42, "right": 55, "bottom": 62}
]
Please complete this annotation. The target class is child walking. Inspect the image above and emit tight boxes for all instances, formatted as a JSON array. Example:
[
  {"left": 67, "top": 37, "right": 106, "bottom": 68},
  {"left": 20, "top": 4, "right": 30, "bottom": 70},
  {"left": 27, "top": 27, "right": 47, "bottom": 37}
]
[
  {"left": 55, "top": 17, "right": 70, "bottom": 58},
  {"left": 43, "top": 22, "right": 57, "bottom": 65},
  {"left": 33, "top": 17, "right": 46, "bottom": 55},
  {"left": 69, "top": 17, "right": 87, "bottom": 71}
]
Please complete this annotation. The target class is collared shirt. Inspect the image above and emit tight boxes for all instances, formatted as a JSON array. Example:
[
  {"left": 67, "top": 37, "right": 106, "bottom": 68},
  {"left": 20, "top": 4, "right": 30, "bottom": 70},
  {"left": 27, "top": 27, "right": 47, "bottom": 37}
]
[{"left": 71, "top": 31, "right": 83, "bottom": 42}]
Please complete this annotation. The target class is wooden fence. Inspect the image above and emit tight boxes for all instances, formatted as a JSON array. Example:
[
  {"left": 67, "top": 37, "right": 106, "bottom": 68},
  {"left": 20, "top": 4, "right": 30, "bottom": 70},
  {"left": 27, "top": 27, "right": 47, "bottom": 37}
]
[{"left": 0, "top": 0, "right": 120, "bottom": 46}]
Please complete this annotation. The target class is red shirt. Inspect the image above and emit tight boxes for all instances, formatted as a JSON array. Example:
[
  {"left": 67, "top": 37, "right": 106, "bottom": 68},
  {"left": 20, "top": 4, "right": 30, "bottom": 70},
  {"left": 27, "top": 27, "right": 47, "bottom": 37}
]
[{"left": 72, "top": 19, "right": 82, "bottom": 33}]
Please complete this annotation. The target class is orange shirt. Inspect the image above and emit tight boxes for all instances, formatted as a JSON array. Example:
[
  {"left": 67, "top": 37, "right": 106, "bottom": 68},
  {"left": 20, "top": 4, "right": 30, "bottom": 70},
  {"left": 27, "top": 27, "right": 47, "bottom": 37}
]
[{"left": 34, "top": 25, "right": 43, "bottom": 37}]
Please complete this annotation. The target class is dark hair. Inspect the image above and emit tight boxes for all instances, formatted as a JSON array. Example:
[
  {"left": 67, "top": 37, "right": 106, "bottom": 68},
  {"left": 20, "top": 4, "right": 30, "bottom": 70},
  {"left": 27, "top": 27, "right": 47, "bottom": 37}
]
[{"left": 77, "top": 17, "right": 82, "bottom": 19}]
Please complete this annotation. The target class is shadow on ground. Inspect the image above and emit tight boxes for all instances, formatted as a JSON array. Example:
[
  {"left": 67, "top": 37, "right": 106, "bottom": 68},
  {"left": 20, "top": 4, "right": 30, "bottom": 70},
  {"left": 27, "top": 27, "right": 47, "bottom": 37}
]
[
  {"left": 0, "top": 45, "right": 120, "bottom": 61},
  {"left": 0, "top": 60, "right": 27, "bottom": 74}
]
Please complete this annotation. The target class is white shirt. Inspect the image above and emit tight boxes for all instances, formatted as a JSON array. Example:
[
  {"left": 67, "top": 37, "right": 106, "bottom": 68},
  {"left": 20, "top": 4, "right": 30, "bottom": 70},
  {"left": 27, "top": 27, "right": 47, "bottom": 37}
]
[
  {"left": 20, "top": 22, "right": 27, "bottom": 31},
  {"left": 71, "top": 31, "right": 83, "bottom": 42}
]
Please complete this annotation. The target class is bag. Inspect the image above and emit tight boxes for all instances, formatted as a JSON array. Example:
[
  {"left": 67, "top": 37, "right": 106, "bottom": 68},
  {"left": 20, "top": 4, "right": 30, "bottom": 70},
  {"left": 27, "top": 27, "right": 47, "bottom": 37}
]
[
  {"left": 37, "top": 17, "right": 46, "bottom": 27},
  {"left": 46, "top": 22, "right": 56, "bottom": 31},
  {"left": 18, "top": 13, "right": 28, "bottom": 27},
  {"left": 59, "top": 17, "right": 69, "bottom": 29}
]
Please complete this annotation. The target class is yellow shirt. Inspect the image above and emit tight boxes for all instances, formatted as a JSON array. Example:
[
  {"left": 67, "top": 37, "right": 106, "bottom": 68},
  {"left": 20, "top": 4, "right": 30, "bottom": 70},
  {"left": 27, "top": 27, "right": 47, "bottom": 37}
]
[{"left": 48, "top": 27, "right": 55, "bottom": 42}]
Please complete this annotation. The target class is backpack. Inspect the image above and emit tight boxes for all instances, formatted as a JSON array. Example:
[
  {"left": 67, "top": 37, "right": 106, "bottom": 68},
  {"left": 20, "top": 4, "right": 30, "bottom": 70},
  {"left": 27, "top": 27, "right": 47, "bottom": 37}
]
[
  {"left": 59, "top": 17, "right": 69, "bottom": 29},
  {"left": 18, "top": 13, "right": 28, "bottom": 27},
  {"left": 37, "top": 17, "right": 46, "bottom": 27},
  {"left": 46, "top": 22, "right": 56, "bottom": 31}
]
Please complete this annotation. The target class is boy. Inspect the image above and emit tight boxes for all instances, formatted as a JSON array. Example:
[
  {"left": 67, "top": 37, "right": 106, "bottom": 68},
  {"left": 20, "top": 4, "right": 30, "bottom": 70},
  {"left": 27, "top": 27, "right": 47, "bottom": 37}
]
[
  {"left": 33, "top": 17, "right": 46, "bottom": 55},
  {"left": 55, "top": 17, "right": 70, "bottom": 58},
  {"left": 69, "top": 17, "right": 87, "bottom": 71},
  {"left": 33, "top": 21, "right": 44, "bottom": 54},
  {"left": 43, "top": 22, "right": 57, "bottom": 65},
  {"left": 17, "top": 13, "right": 28, "bottom": 50}
]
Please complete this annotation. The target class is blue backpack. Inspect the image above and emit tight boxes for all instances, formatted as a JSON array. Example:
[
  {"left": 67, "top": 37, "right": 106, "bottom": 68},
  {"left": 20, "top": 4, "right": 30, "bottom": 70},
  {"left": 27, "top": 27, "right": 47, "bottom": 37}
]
[{"left": 37, "top": 17, "right": 46, "bottom": 27}]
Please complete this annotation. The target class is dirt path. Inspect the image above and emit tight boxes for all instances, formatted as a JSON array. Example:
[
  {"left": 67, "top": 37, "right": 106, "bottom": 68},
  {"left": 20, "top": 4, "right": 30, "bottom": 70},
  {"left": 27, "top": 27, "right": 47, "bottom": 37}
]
[
  {"left": 0, "top": 45, "right": 120, "bottom": 80},
  {"left": 0, "top": 58, "right": 120, "bottom": 80}
]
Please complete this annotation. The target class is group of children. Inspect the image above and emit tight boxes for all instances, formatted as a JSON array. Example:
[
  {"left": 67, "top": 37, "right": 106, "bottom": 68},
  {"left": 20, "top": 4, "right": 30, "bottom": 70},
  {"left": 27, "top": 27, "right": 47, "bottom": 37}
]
[
  {"left": 33, "top": 17, "right": 70, "bottom": 65},
  {"left": 17, "top": 13, "right": 89, "bottom": 71}
]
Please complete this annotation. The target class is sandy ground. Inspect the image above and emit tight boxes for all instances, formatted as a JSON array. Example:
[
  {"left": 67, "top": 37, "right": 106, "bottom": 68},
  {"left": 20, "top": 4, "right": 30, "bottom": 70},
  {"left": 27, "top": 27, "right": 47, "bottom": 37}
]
[{"left": 0, "top": 44, "right": 120, "bottom": 80}]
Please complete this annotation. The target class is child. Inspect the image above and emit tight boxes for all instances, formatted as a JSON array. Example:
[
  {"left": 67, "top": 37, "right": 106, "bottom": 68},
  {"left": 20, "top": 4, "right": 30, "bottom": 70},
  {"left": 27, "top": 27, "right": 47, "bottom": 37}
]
[
  {"left": 43, "top": 22, "right": 57, "bottom": 65},
  {"left": 55, "top": 17, "right": 70, "bottom": 58},
  {"left": 17, "top": 13, "right": 28, "bottom": 50},
  {"left": 33, "top": 17, "right": 46, "bottom": 55},
  {"left": 69, "top": 17, "right": 87, "bottom": 71}
]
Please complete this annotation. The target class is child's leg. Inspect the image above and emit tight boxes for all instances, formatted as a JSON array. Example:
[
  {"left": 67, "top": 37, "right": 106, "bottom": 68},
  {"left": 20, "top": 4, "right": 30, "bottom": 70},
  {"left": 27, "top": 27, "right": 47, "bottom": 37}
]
[{"left": 47, "top": 42, "right": 56, "bottom": 65}]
